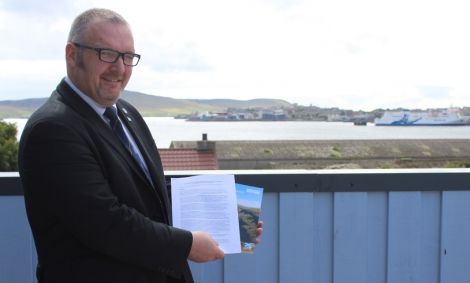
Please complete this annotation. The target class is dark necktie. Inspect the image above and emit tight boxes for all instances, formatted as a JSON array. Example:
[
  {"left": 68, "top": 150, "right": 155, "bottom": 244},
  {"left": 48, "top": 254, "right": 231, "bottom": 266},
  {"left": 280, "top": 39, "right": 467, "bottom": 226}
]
[{"left": 104, "top": 107, "right": 153, "bottom": 185}]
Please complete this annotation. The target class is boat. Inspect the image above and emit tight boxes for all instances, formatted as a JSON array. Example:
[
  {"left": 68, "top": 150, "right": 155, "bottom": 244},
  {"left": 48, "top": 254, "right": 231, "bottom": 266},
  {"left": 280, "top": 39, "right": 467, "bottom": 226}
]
[
  {"left": 374, "top": 108, "right": 470, "bottom": 126},
  {"left": 353, "top": 118, "right": 367, "bottom": 126}
]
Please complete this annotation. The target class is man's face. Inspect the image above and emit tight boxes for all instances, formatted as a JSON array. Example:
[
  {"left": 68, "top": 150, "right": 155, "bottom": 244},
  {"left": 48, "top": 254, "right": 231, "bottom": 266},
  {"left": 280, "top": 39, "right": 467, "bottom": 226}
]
[{"left": 66, "top": 20, "right": 135, "bottom": 107}]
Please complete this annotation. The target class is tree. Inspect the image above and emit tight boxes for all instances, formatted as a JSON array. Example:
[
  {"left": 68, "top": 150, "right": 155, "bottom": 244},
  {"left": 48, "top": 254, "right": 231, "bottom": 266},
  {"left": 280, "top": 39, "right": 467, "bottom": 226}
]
[{"left": 0, "top": 121, "right": 19, "bottom": 171}]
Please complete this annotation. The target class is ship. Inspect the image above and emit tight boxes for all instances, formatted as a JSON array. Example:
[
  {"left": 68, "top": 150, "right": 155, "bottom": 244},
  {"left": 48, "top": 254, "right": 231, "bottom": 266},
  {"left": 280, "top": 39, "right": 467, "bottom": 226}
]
[{"left": 374, "top": 108, "right": 470, "bottom": 126}]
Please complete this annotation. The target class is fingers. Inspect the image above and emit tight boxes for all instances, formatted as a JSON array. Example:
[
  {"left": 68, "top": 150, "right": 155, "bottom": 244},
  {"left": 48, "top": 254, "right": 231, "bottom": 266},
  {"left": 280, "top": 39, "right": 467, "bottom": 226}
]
[
  {"left": 256, "top": 221, "right": 264, "bottom": 237},
  {"left": 255, "top": 221, "right": 264, "bottom": 244},
  {"left": 209, "top": 237, "right": 224, "bottom": 260},
  {"left": 214, "top": 245, "right": 225, "bottom": 260},
  {"left": 188, "top": 231, "right": 225, "bottom": 263},
  {"left": 189, "top": 221, "right": 264, "bottom": 262}
]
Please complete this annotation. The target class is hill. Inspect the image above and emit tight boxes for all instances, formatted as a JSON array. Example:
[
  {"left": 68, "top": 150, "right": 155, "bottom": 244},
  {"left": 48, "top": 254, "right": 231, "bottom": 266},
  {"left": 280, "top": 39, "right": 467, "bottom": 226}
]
[
  {"left": 187, "top": 98, "right": 292, "bottom": 109},
  {"left": 0, "top": 98, "right": 47, "bottom": 119},
  {"left": 0, "top": 91, "right": 292, "bottom": 119},
  {"left": 120, "top": 91, "right": 226, "bottom": 117}
]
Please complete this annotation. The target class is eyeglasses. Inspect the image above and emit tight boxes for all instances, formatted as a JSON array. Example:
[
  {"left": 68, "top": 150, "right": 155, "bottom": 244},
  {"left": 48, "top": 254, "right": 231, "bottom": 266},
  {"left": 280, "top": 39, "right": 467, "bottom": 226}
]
[{"left": 72, "top": 42, "right": 141, "bottom": 67}]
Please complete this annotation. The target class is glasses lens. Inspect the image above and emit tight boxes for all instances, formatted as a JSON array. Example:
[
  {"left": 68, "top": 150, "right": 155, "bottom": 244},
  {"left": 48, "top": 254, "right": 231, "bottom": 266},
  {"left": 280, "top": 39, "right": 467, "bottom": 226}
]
[
  {"left": 123, "top": 54, "right": 140, "bottom": 66},
  {"left": 99, "top": 49, "right": 119, "bottom": 63}
]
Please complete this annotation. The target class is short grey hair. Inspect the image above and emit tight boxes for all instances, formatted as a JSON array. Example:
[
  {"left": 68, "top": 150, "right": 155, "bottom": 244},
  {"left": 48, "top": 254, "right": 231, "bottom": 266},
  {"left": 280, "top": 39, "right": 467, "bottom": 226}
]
[{"left": 68, "top": 8, "right": 129, "bottom": 42}]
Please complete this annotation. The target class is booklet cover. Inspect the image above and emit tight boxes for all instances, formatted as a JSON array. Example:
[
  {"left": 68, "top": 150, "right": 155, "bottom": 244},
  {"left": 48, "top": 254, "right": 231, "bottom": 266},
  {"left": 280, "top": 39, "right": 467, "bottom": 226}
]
[{"left": 236, "top": 183, "right": 264, "bottom": 253}]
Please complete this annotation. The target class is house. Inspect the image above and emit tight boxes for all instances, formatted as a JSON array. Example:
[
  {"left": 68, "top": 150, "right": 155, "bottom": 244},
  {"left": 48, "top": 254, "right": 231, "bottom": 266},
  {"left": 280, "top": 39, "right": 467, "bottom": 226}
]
[{"left": 159, "top": 134, "right": 218, "bottom": 170}]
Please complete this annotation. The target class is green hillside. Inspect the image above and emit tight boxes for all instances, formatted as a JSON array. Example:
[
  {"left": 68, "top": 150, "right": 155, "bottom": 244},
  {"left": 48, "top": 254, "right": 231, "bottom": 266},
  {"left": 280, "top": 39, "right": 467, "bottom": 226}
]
[
  {"left": 121, "top": 91, "right": 224, "bottom": 117},
  {"left": 0, "top": 91, "right": 292, "bottom": 119},
  {"left": 0, "top": 105, "right": 40, "bottom": 119},
  {"left": 188, "top": 98, "right": 292, "bottom": 109}
]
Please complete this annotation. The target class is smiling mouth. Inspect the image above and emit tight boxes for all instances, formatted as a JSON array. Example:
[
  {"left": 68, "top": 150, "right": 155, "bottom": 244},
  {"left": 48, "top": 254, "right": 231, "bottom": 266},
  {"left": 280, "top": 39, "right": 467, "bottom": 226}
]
[{"left": 103, "top": 78, "right": 122, "bottom": 83}]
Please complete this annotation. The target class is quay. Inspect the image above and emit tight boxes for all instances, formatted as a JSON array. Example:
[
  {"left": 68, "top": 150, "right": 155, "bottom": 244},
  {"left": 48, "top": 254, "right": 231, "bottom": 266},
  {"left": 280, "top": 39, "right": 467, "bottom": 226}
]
[{"left": 170, "top": 139, "right": 470, "bottom": 169}]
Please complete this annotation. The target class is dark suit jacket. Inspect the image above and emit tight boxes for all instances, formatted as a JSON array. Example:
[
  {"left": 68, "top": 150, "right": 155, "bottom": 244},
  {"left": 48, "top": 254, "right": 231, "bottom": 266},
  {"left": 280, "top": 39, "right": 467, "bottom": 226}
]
[{"left": 18, "top": 79, "right": 194, "bottom": 283}]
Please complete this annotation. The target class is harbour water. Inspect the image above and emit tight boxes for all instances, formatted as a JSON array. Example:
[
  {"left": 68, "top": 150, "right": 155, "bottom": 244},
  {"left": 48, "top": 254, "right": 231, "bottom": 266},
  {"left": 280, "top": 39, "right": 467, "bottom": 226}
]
[{"left": 6, "top": 117, "right": 470, "bottom": 148}]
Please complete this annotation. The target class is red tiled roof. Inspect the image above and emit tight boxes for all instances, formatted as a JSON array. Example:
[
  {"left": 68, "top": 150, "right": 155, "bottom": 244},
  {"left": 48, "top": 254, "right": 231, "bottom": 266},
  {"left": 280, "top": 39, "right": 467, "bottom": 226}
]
[{"left": 158, "top": 149, "right": 218, "bottom": 170}]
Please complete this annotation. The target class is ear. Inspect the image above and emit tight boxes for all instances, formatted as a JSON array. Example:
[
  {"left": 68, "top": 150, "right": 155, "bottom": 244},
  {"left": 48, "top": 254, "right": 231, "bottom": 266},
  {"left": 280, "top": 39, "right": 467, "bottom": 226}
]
[{"left": 65, "top": 42, "right": 76, "bottom": 67}]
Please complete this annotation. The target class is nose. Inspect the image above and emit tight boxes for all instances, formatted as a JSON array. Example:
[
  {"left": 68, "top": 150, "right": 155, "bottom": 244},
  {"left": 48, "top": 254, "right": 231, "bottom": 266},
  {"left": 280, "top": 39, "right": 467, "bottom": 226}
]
[{"left": 109, "top": 55, "right": 127, "bottom": 71}]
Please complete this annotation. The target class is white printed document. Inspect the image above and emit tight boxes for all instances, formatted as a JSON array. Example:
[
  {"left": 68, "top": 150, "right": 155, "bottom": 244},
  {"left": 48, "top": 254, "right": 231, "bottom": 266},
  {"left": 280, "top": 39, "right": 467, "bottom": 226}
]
[{"left": 171, "top": 174, "right": 241, "bottom": 254}]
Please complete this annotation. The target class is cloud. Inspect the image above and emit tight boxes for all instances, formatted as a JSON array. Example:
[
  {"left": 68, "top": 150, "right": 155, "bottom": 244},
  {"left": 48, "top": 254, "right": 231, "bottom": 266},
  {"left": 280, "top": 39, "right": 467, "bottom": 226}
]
[
  {"left": 0, "top": 6, "right": 71, "bottom": 60},
  {"left": 2, "top": 0, "right": 470, "bottom": 110},
  {"left": 1, "top": 0, "right": 74, "bottom": 15},
  {"left": 418, "top": 86, "right": 450, "bottom": 99},
  {"left": 0, "top": 59, "right": 64, "bottom": 99}
]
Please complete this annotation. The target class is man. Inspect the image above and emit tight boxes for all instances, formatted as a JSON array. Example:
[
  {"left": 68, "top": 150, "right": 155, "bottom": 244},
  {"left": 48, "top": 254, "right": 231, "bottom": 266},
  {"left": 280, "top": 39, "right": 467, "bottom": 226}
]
[{"left": 19, "top": 8, "right": 261, "bottom": 283}]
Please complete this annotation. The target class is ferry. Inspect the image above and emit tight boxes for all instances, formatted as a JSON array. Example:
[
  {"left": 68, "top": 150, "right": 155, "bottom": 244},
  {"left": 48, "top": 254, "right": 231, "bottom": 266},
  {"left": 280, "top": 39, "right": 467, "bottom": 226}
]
[{"left": 374, "top": 109, "right": 470, "bottom": 126}]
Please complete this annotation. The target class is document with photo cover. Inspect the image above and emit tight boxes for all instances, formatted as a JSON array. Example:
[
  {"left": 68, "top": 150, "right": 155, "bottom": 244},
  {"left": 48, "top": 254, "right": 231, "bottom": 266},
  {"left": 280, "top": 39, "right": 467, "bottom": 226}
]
[
  {"left": 171, "top": 174, "right": 241, "bottom": 254},
  {"left": 236, "top": 183, "right": 264, "bottom": 253}
]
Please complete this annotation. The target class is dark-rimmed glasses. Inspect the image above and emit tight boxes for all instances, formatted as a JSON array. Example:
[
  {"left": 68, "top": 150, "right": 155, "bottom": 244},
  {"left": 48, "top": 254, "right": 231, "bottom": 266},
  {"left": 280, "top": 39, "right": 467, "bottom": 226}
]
[{"left": 72, "top": 42, "right": 141, "bottom": 67}]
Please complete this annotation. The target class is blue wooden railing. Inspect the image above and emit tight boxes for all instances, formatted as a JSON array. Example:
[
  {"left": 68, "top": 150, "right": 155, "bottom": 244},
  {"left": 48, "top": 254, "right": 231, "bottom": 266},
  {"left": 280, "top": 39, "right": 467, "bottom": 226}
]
[{"left": 2, "top": 169, "right": 470, "bottom": 283}]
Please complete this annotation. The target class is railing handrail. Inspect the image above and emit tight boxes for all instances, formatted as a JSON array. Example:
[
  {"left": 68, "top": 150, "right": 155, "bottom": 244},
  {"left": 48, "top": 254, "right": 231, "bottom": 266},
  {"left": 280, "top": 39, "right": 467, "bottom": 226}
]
[{"left": 3, "top": 168, "right": 470, "bottom": 195}]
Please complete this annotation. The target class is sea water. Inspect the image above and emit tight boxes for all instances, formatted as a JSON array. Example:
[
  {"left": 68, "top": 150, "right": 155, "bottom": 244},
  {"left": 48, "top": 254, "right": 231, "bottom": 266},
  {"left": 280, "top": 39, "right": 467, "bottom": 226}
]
[{"left": 6, "top": 117, "right": 470, "bottom": 149}]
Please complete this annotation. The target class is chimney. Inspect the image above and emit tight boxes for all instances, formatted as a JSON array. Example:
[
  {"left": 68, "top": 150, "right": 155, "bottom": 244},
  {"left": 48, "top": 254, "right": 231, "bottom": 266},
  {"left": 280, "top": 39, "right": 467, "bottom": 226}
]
[{"left": 197, "top": 133, "right": 216, "bottom": 152}]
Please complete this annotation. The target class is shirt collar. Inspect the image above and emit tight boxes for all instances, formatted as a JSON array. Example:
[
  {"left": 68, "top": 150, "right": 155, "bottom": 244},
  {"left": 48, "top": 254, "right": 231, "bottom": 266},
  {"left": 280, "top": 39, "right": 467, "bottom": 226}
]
[{"left": 64, "top": 76, "right": 112, "bottom": 118}]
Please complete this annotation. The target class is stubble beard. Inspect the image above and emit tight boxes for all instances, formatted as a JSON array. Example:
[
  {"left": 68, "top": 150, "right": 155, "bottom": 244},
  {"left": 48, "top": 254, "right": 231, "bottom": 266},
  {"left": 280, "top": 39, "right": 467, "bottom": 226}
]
[{"left": 76, "top": 52, "right": 123, "bottom": 106}]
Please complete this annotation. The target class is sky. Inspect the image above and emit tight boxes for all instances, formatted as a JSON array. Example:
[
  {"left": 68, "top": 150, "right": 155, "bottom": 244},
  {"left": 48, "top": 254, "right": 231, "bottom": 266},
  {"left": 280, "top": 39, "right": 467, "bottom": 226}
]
[
  {"left": 236, "top": 184, "right": 263, "bottom": 208},
  {"left": 1, "top": 0, "right": 470, "bottom": 111}
]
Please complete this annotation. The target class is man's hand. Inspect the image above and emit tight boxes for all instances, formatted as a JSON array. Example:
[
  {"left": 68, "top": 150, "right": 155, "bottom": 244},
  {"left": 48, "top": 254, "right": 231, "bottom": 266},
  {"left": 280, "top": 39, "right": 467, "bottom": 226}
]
[
  {"left": 255, "top": 221, "right": 264, "bottom": 244},
  {"left": 188, "top": 231, "right": 225, "bottom": 263}
]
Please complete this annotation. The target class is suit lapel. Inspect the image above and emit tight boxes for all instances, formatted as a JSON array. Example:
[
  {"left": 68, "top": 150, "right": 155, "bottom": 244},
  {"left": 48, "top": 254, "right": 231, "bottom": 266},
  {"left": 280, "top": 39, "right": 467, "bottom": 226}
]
[
  {"left": 116, "top": 103, "right": 171, "bottom": 217},
  {"left": 115, "top": 105, "right": 155, "bottom": 187},
  {"left": 56, "top": 79, "right": 170, "bottom": 222},
  {"left": 55, "top": 80, "right": 151, "bottom": 190}
]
